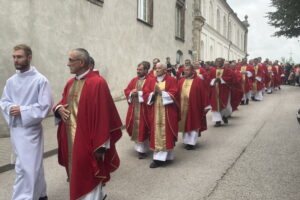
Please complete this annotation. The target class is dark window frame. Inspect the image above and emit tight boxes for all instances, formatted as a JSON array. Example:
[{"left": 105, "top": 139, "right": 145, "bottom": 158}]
[
  {"left": 87, "top": 0, "right": 104, "bottom": 6},
  {"left": 137, "top": 0, "right": 154, "bottom": 27},
  {"left": 175, "top": 0, "right": 185, "bottom": 41}
]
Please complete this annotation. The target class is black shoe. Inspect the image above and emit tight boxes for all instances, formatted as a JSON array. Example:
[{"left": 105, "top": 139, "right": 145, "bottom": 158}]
[
  {"left": 39, "top": 196, "right": 48, "bottom": 200},
  {"left": 240, "top": 101, "right": 245, "bottom": 105},
  {"left": 138, "top": 152, "right": 147, "bottom": 159},
  {"left": 251, "top": 96, "right": 255, "bottom": 101},
  {"left": 222, "top": 116, "right": 228, "bottom": 124},
  {"left": 246, "top": 99, "right": 249, "bottom": 105},
  {"left": 185, "top": 144, "right": 195, "bottom": 150},
  {"left": 214, "top": 121, "right": 222, "bottom": 127},
  {"left": 278, "top": 86, "right": 281, "bottom": 90},
  {"left": 103, "top": 194, "right": 107, "bottom": 200},
  {"left": 149, "top": 160, "right": 164, "bottom": 168}
]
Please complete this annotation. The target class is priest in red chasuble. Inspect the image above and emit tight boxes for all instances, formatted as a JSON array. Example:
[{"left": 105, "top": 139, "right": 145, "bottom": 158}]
[
  {"left": 124, "top": 62, "right": 150, "bottom": 159},
  {"left": 266, "top": 61, "right": 277, "bottom": 94},
  {"left": 208, "top": 58, "right": 234, "bottom": 127},
  {"left": 236, "top": 58, "right": 254, "bottom": 105},
  {"left": 53, "top": 48, "right": 122, "bottom": 200},
  {"left": 228, "top": 61, "right": 243, "bottom": 112},
  {"left": 251, "top": 58, "right": 265, "bottom": 101},
  {"left": 144, "top": 63, "right": 179, "bottom": 168},
  {"left": 148, "top": 58, "right": 160, "bottom": 78},
  {"left": 178, "top": 64, "right": 210, "bottom": 150}
]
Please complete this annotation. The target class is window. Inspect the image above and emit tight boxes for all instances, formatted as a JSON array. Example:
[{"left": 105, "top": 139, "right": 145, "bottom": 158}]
[
  {"left": 175, "top": 0, "right": 185, "bottom": 40},
  {"left": 228, "top": 22, "right": 232, "bottom": 41},
  {"left": 137, "top": 0, "right": 153, "bottom": 26},
  {"left": 176, "top": 50, "right": 183, "bottom": 64},
  {"left": 87, "top": 0, "right": 104, "bottom": 6},
  {"left": 209, "top": 1, "right": 214, "bottom": 27},
  {"left": 217, "top": 9, "right": 221, "bottom": 32},
  {"left": 223, "top": 16, "right": 227, "bottom": 37}
]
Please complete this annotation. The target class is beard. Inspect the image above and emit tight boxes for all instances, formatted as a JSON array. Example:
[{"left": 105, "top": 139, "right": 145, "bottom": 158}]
[{"left": 14, "top": 60, "right": 30, "bottom": 71}]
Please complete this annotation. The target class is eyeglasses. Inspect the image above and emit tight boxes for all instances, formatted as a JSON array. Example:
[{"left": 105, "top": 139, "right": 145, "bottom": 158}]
[{"left": 68, "top": 58, "right": 80, "bottom": 63}]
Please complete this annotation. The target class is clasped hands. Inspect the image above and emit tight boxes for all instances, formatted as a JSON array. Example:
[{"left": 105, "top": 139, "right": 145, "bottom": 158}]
[
  {"left": 154, "top": 85, "right": 162, "bottom": 96},
  {"left": 58, "top": 104, "right": 70, "bottom": 122},
  {"left": 10, "top": 106, "right": 21, "bottom": 116}
]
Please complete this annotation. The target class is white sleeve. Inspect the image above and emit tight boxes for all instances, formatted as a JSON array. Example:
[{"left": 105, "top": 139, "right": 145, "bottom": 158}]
[
  {"left": 220, "top": 78, "right": 226, "bottom": 84},
  {"left": 128, "top": 92, "right": 132, "bottom": 103},
  {"left": 256, "top": 76, "right": 262, "bottom": 82},
  {"left": 138, "top": 91, "right": 144, "bottom": 103},
  {"left": 102, "top": 139, "right": 110, "bottom": 149},
  {"left": 198, "top": 74, "right": 204, "bottom": 80},
  {"left": 0, "top": 84, "right": 15, "bottom": 126},
  {"left": 247, "top": 71, "right": 253, "bottom": 78},
  {"left": 147, "top": 92, "right": 154, "bottom": 105},
  {"left": 161, "top": 91, "right": 174, "bottom": 105},
  {"left": 210, "top": 78, "right": 216, "bottom": 86},
  {"left": 20, "top": 80, "right": 54, "bottom": 127},
  {"left": 281, "top": 74, "right": 285, "bottom": 77}
]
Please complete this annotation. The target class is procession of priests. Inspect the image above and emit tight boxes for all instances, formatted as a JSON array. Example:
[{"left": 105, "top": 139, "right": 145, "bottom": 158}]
[{"left": 0, "top": 44, "right": 285, "bottom": 200}]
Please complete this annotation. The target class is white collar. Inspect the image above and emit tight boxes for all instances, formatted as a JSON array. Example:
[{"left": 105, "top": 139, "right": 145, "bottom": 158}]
[
  {"left": 156, "top": 74, "right": 166, "bottom": 82},
  {"left": 76, "top": 69, "right": 90, "bottom": 80}
]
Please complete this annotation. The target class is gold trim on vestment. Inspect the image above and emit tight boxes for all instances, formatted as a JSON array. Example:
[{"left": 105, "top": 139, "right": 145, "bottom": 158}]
[
  {"left": 253, "top": 65, "right": 259, "bottom": 91},
  {"left": 154, "top": 81, "right": 167, "bottom": 151},
  {"left": 241, "top": 66, "right": 247, "bottom": 93},
  {"left": 178, "top": 78, "right": 193, "bottom": 132},
  {"left": 66, "top": 79, "right": 85, "bottom": 179},
  {"left": 131, "top": 79, "right": 145, "bottom": 142},
  {"left": 215, "top": 69, "right": 223, "bottom": 112}
]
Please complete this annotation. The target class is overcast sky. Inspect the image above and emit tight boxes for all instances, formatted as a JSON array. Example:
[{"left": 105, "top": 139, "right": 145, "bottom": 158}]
[{"left": 227, "top": 0, "right": 300, "bottom": 63}]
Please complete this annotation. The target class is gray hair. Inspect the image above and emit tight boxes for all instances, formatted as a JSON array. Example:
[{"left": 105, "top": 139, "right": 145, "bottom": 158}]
[
  {"left": 156, "top": 62, "right": 167, "bottom": 70},
  {"left": 74, "top": 48, "right": 90, "bottom": 66}
]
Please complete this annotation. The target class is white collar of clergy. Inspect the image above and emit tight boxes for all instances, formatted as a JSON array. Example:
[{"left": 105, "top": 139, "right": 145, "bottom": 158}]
[
  {"left": 16, "top": 66, "right": 36, "bottom": 76},
  {"left": 76, "top": 69, "right": 90, "bottom": 80},
  {"left": 156, "top": 74, "right": 165, "bottom": 82},
  {"left": 138, "top": 76, "right": 145, "bottom": 80}
]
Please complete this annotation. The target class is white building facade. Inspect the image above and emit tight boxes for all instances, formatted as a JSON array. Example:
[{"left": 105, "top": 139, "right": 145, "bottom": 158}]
[{"left": 193, "top": 0, "right": 249, "bottom": 61}]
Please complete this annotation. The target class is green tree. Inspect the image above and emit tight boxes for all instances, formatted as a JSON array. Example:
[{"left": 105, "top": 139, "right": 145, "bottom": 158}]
[{"left": 267, "top": 0, "right": 300, "bottom": 38}]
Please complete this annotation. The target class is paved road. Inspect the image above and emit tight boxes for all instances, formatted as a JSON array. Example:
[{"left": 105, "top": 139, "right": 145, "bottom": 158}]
[{"left": 0, "top": 85, "right": 299, "bottom": 200}]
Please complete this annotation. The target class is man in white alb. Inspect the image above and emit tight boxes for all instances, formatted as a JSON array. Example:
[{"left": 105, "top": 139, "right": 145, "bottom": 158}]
[{"left": 0, "top": 44, "right": 53, "bottom": 200}]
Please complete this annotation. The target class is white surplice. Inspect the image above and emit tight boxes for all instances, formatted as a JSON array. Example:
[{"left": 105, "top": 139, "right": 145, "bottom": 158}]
[{"left": 0, "top": 66, "right": 53, "bottom": 200}]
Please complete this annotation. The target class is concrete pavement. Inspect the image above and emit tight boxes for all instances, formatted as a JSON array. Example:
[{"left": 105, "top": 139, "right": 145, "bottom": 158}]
[{"left": 0, "top": 85, "right": 299, "bottom": 200}]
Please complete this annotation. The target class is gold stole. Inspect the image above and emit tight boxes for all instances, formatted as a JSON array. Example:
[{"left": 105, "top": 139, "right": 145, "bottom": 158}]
[
  {"left": 241, "top": 66, "right": 247, "bottom": 93},
  {"left": 216, "top": 69, "right": 224, "bottom": 112},
  {"left": 131, "top": 79, "right": 145, "bottom": 142},
  {"left": 195, "top": 69, "right": 200, "bottom": 75},
  {"left": 154, "top": 81, "right": 167, "bottom": 151},
  {"left": 253, "top": 65, "right": 259, "bottom": 91},
  {"left": 66, "top": 79, "right": 85, "bottom": 177},
  {"left": 178, "top": 78, "right": 193, "bottom": 132}
]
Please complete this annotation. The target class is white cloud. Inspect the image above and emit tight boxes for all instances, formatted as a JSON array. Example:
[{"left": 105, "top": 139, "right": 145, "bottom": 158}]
[{"left": 227, "top": 0, "right": 300, "bottom": 63}]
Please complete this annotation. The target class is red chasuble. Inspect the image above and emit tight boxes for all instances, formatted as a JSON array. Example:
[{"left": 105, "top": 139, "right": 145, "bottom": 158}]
[
  {"left": 124, "top": 77, "right": 149, "bottom": 143},
  {"left": 178, "top": 76, "right": 209, "bottom": 133},
  {"left": 54, "top": 71, "right": 122, "bottom": 200},
  {"left": 230, "top": 69, "right": 243, "bottom": 111},
  {"left": 143, "top": 74, "right": 179, "bottom": 151},
  {"left": 253, "top": 65, "right": 264, "bottom": 91},
  {"left": 208, "top": 67, "right": 234, "bottom": 111},
  {"left": 274, "top": 65, "right": 283, "bottom": 86},
  {"left": 236, "top": 64, "right": 254, "bottom": 94},
  {"left": 176, "top": 66, "right": 184, "bottom": 80}
]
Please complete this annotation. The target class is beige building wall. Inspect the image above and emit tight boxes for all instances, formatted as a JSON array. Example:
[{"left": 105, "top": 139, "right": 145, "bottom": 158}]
[{"left": 0, "top": 0, "right": 196, "bottom": 136}]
